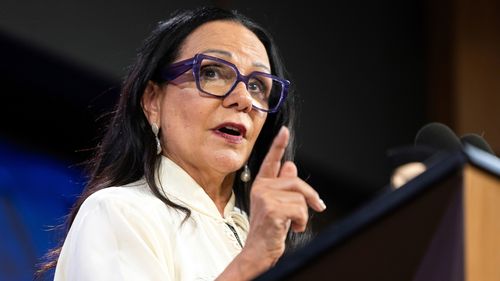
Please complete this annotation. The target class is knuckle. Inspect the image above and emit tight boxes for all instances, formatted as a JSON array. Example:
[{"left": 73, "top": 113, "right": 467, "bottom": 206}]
[
  {"left": 296, "top": 193, "right": 307, "bottom": 204},
  {"left": 293, "top": 221, "right": 306, "bottom": 232},
  {"left": 301, "top": 205, "right": 309, "bottom": 219},
  {"left": 260, "top": 201, "right": 277, "bottom": 217},
  {"left": 295, "top": 205, "right": 308, "bottom": 222}
]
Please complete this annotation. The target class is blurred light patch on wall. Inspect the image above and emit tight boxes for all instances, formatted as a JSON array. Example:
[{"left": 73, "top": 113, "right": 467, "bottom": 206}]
[{"left": 0, "top": 140, "right": 84, "bottom": 280}]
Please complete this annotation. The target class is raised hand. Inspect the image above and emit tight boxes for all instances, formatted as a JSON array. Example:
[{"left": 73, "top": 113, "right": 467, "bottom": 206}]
[
  {"left": 243, "top": 126, "right": 326, "bottom": 274},
  {"left": 217, "top": 126, "right": 326, "bottom": 281}
]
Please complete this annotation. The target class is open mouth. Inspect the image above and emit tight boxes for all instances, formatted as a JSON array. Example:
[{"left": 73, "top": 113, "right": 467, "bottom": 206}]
[
  {"left": 214, "top": 123, "right": 247, "bottom": 142},
  {"left": 218, "top": 126, "right": 242, "bottom": 136}
]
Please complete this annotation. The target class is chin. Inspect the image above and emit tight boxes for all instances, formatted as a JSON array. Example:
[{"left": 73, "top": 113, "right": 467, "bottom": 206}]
[{"left": 211, "top": 151, "right": 246, "bottom": 173}]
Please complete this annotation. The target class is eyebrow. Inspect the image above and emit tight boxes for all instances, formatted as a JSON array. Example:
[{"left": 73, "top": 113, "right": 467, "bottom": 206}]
[{"left": 201, "top": 49, "right": 271, "bottom": 72}]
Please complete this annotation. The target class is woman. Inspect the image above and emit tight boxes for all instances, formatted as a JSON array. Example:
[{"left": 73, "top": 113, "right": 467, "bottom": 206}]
[{"left": 43, "top": 7, "right": 326, "bottom": 281}]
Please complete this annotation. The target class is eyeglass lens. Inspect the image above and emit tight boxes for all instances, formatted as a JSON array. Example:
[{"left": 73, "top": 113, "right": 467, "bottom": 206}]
[{"left": 198, "top": 57, "right": 283, "bottom": 111}]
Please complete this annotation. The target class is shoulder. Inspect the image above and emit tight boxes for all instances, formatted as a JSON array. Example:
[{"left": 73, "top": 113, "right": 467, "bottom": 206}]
[
  {"left": 82, "top": 180, "right": 159, "bottom": 209},
  {"left": 75, "top": 180, "right": 170, "bottom": 226},
  {"left": 66, "top": 180, "right": 186, "bottom": 247},
  {"left": 74, "top": 179, "right": 189, "bottom": 230},
  {"left": 56, "top": 181, "right": 178, "bottom": 280}
]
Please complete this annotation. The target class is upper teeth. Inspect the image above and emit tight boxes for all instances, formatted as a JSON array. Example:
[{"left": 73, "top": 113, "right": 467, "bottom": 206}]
[{"left": 225, "top": 126, "right": 240, "bottom": 132}]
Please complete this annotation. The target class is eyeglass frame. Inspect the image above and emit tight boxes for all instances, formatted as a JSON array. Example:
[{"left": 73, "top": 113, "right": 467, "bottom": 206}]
[{"left": 156, "top": 53, "right": 290, "bottom": 113}]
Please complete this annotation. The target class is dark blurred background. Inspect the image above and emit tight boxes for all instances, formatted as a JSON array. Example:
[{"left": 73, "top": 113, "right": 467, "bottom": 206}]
[{"left": 0, "top": 0, "right": 498, "bottom": 280}]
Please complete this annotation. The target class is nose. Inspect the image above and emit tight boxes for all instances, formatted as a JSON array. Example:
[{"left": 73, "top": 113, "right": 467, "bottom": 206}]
[{"left": 221, "top": 81, "right": 253, "bottom": 113}]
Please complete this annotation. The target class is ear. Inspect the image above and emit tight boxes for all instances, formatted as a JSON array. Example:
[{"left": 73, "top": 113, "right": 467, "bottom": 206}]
[{"left": 141, "top": 81, "right": 163, "bottom": 125}]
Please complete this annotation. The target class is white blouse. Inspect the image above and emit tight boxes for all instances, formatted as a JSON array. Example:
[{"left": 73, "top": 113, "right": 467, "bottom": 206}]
[{"left": 54, "top": 156, "right": 249, "bottom": 281}]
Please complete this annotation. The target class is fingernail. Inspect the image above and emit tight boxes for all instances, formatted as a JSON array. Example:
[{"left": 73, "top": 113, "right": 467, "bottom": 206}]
[{"left": 318, "top": 199, "right": 327, "bottom": 211}]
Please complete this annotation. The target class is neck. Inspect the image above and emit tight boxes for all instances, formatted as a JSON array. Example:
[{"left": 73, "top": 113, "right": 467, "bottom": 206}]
[
  {"left": 166, "top": 154, "right": 235, "bottom": 216},
  {"left": 201, "top": 174, "right": 235, "bottom": 215}
]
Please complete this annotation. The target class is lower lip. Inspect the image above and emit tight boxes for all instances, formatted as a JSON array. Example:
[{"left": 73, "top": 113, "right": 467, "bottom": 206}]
[{"left": 213, "top": 130, "right": 244, "bottom": 144}]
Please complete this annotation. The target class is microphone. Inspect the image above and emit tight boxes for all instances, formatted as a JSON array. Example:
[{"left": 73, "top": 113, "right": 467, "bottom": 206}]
[
  {"left": 389, "top": 122, "right": 462, "bottom": 189},
  {"left": 390, "top": 122, "right": 496, "bottom": 189},
  {"left": 460, "top": 133, "right": 495, "bottom": 156},
  {"left": 414, "top": 122, "right": 462, "bottom": 152}
]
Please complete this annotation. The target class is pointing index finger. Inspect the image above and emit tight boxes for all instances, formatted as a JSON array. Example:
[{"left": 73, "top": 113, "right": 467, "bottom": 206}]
[{"left": 257, "top": 126, "right": 289, "bottom": 178}]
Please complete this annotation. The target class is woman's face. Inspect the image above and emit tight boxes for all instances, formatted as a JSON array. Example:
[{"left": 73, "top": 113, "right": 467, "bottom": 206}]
[{"left": 152, "top": 20, "right": 269, "bottom": 180}]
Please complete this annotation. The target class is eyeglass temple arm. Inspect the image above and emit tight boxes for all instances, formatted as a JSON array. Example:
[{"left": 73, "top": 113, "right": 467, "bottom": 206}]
[{"left": 159, "top": 59, "right": 195, "bottom": 81}]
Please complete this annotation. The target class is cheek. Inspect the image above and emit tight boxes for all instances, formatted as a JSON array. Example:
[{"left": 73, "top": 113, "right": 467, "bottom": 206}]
[
  {"left": 249, "top": 113, "right": 267, "bottom": 144},
  {"left": 162, "top": 110, "right": 186, "bottom": 133},
  {"left": 160, "top": 94, "right": 191, "bottom": 138},
  {"left": 159, "top": 91, "right": 211, "bottom": 138}
]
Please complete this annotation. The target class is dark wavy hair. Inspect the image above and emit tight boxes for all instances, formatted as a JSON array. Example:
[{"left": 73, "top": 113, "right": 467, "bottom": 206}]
[{"left": 37, "top": 6, "right": 308, "bottom": 278}]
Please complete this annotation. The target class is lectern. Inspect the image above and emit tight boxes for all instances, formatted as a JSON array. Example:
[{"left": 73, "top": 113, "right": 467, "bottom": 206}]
[{"left": 255, "top": 145, "right": 500, "bottom": 281}]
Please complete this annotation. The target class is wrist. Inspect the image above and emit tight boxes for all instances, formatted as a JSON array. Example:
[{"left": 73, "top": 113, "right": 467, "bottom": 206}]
[{"left": 216, "top": 247, "right": 272, "bottom": 281}]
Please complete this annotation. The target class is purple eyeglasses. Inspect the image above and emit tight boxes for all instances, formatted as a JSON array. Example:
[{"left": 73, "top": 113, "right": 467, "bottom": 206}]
[{"left": 156, "top": 53, "right": 289, "bottom": 113}]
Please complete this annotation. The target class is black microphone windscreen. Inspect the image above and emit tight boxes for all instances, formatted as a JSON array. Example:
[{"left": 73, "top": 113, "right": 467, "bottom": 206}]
[
  {"left": 460, "top": 133, "right": 495, "bottom": 155},
  {"left": 414, "top": 122, "right": 462, "bottom": 151}
]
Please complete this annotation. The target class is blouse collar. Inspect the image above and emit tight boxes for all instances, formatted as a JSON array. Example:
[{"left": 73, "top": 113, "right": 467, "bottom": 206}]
[{"left": 156, "top": 155, "right": 237, "bottom": 220}]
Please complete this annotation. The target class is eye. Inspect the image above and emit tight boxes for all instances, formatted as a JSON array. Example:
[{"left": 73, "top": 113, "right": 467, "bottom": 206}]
[
  {"left": 248, "top": 80, "right": 264, "bottom": 92},
  {"left": 199, "top": 63, "right": 236, "bottom": 82},
  {"left": 248, "top": 77, "right": 269, "bottom": 100},
  {"left": 200, "top": 65, "right": 221, "bottom": 80}
]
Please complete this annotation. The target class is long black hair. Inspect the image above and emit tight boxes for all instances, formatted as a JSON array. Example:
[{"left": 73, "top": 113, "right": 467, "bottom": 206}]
[{"left": 37, "top": 6, "right": 306, "bottom": 277}]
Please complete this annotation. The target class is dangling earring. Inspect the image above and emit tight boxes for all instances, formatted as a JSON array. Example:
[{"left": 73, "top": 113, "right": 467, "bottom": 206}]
[
  {"left": 240, "top": 164, "right": 251, "bottom": 183},
  {"left": 151, "top": 123, "right": 162, "bottom": 155}
]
